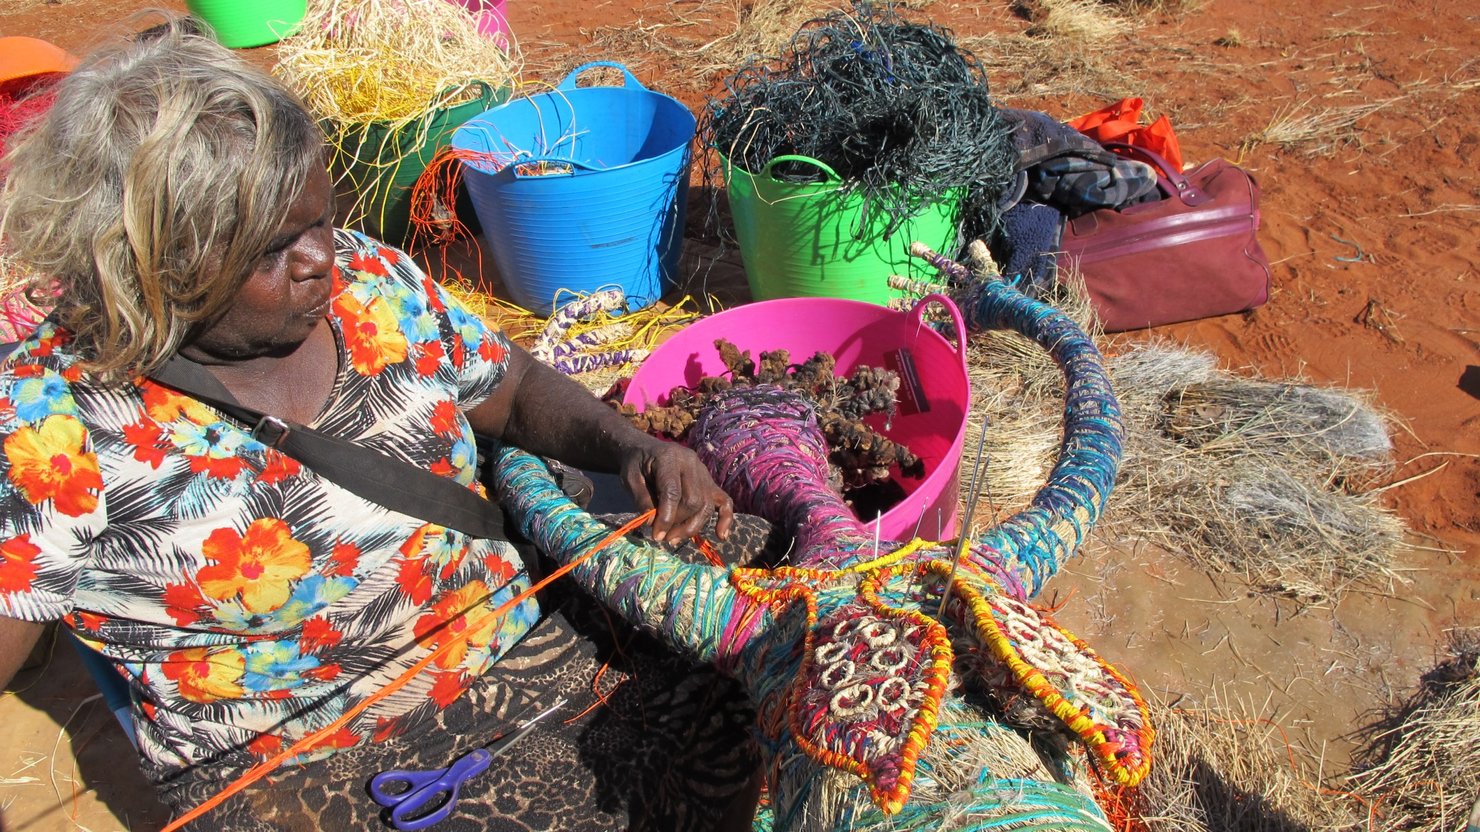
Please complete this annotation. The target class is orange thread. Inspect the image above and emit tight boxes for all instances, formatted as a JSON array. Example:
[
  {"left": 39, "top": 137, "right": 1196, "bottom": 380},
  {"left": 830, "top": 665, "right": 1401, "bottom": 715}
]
[
  {"left": 1040, "top": 585, "right": 1077, "bottom": 614},
  {"left": 694, "top": 537, "right": 724, "bottom": 567},
  {"left": 161, "top": 509, "right": 657, "bottom": 832}
]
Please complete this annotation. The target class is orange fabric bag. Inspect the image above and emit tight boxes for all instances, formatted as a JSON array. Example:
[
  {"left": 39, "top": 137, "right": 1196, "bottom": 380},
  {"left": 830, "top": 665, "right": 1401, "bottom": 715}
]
[{"left": 1067, "top": 97, "right": 1185, "bottom": 172}]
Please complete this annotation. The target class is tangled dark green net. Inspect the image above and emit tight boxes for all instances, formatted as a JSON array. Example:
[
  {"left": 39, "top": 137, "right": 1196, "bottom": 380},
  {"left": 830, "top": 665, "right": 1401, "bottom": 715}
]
[{"left": 704, "top": 2, "right": 1018, "bottom": 244}]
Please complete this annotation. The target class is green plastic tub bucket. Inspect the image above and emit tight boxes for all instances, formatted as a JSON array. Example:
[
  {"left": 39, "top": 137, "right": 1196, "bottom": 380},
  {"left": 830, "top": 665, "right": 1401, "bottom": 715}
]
[
  {"left": 335, "top": 82, "right": 509, "bottom": 250},
  {"left": 723, "top": 154, "right": 962, "bottom": 306},
  {"left": 186, "top": 0, "right": 306, "bottom": 48}
]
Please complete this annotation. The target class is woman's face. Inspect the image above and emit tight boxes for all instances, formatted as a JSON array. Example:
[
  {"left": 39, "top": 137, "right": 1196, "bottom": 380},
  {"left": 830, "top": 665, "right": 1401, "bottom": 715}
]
[{"left": 184, "top": 166, "right": 337, "bottom": 362}]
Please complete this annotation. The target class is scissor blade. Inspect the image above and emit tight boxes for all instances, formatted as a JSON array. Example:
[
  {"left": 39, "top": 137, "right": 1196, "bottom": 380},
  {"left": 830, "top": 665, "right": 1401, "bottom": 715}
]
[{"left": 485, "top": 696, "right": 568, "bottom": 758}]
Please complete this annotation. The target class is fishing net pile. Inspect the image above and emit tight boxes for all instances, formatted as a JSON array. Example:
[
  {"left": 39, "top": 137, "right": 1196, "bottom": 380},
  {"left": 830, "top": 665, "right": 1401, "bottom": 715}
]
[{"left": 703, "top": 1, "right": 1018, "bottom": 243}]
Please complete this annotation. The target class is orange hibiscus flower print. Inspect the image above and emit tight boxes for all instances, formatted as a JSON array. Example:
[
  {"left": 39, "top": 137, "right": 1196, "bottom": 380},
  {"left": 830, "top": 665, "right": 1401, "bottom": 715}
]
[
  {"left": 0, "top": 534, "right": 40, "bottom": 595},
  {"left": 4, "top": 414, "right": 103, "bottom": 516},
  {"left": 161, "top": 645, "right": 246, "bottom": 703},
  {"left": 141, "top": 382, "right": 217, "bottom": 425},
  {"left": 198, "top": 518, "right": 313, "bottom": 614},
  {"left": 334, "top": 293, "right": 409, "bottom": 376},
  {"left": 346, "top": 250, "right": 389, "bottom": 276},
  {"left": 414, "top": 581, "right": 499, "bottom": 671}
]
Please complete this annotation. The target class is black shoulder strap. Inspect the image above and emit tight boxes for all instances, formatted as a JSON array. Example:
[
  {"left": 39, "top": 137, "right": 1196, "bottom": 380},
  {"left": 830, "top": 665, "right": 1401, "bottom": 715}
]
[{"left": 150, "top": 356, "right": 507, "bottom": 542}]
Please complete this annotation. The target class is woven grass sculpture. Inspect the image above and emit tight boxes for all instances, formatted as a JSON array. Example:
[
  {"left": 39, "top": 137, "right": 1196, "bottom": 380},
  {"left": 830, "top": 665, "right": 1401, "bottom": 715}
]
[{"left": 492, "top": 245, "right": 1150, "bottom": 831}]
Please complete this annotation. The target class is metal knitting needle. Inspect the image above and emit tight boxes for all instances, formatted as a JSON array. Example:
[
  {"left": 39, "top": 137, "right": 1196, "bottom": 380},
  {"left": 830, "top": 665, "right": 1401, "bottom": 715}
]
[{"left": 938, "top": 421, "right": 990, "bottom": 618}]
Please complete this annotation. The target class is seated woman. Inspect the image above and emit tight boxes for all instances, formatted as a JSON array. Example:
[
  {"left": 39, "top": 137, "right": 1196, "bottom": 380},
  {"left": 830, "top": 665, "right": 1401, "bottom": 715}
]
[{"left": 0, "top": 18, "right": 759, "bottom": 832}]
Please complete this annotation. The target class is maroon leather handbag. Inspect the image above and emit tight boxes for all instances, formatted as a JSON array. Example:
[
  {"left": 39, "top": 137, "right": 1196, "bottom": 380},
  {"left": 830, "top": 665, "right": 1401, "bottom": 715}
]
[{"left": 1060, "top": 143, "right": 1271, "bottom": 332}]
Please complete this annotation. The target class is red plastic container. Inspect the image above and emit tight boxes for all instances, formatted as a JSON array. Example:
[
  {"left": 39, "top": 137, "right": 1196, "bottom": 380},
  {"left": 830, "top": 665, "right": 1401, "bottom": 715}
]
[{"left": 624, "top": 295, "right": 970, "bottom": 541}]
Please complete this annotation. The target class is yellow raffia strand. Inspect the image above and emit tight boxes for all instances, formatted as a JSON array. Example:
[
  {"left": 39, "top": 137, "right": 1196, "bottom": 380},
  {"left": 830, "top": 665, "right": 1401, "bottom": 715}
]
[
  {"left": 548, "top": 289, "right": 714, "bottom": 358},
  {"left": 274, "top": 0, "right": 521, "bottom": 128},
  {"left": 843, "top": 536, "right": 932, "bottom": 574},
  {"left": 274, "top": 0, "right": 525, "bottom": 239}
]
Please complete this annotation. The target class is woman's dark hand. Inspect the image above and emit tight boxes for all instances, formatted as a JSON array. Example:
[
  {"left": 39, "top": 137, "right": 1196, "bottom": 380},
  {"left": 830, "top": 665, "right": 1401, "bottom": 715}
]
[{"left": 618, "top": 437, "right": 734, "bottom": 544}]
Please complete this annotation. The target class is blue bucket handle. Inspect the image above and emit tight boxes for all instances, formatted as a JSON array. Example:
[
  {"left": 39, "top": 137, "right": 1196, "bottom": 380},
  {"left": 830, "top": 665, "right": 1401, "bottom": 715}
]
[
  {"left": 509, "top": 157, "right": 603, "bottom": 178},
  {"left": 909, "top": 293, "right": 969, "bottom": 377},
  {"left": 761, "top": 155, "right": 843, "bottom": 186},
  {"left": 558, "top": 61, "right": 648, "bottom": 92}
]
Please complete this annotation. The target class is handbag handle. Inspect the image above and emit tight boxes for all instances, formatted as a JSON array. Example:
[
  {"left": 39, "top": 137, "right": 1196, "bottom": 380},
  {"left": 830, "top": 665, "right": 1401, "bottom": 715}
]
[{"left": 1101, "top": 142, "right": 1211, "bottom": 207}]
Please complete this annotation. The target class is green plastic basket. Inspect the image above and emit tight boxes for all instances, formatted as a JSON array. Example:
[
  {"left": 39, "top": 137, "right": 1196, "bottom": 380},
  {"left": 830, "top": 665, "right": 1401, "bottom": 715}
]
[
  {"left": 335, "top": 82, "right": 509, "bottom": 250},
  {"left": 186, "top": 0, "right": 306, "bottom": 48},
  {"left": 723, "top": 154, "right": 962, "bottom": 306}
]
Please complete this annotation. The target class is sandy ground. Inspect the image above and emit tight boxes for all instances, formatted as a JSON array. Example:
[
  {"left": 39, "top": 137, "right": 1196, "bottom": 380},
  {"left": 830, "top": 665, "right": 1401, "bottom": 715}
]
[{"left": 1, "top": 0, "right": 1476, "bottom": 830}]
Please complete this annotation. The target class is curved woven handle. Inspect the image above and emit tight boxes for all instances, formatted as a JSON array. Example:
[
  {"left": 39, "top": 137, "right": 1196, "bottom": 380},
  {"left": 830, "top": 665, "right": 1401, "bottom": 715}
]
[
  {"left": 558, "top": 61, "right": 645, "bottom": 91},
  {"left": 909, "top": 244, "right": 1124, "bottom": 595}
]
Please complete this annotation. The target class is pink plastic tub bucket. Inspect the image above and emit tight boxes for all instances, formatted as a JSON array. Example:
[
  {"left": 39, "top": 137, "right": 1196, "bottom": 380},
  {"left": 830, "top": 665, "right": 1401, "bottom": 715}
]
[
  {"left": 445, "top": 0, "right": 510, "bottom": 45},
  {"left": 624, "top": 295, "right": 970, "bottom": 541}
]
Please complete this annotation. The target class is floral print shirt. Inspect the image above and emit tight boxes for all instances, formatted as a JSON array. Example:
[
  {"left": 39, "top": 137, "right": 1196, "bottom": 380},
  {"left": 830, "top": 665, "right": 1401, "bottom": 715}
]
[{"left": 0, "top": 230, "right": 540, "bottom": 778}]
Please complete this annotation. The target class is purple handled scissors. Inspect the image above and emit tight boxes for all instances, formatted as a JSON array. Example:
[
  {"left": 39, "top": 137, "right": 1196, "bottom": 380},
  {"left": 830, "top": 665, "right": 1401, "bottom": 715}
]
[{"left": 368, "top": 697, "right": 567, "bottom": 831}]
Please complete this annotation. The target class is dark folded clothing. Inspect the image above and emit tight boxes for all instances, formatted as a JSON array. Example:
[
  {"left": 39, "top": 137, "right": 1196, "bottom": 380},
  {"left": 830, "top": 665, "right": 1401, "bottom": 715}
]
[
  {"left": 990, "top": 201, "right": 1064, "bottom": 296},
  {"left": 997, "top": 107, "right": 1160, "bottom": 215}
]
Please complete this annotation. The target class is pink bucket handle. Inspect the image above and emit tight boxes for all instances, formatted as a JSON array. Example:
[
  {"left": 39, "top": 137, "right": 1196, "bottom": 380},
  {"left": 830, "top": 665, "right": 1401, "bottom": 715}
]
[{"left": 909, "top": 293, "right": 969, "bottom": 377}]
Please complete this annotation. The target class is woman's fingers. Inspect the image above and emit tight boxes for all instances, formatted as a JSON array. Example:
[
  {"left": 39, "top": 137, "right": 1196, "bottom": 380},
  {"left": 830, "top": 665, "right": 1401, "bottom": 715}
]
[{"left": 620, "top": 443, "right": 733, "bottom": 544}]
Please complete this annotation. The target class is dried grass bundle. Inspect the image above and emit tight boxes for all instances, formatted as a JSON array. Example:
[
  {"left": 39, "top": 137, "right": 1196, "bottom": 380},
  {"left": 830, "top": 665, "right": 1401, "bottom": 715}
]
[
  {"left": 274, "top": 0, "right": 519, "bottom": 128},
  {"left": 1133, "top": 690, "right": 1365, "bottom": 831},
  {"left": 1345, "top": 631, "right": 1480, "bottom": 832},
  {"left": 1241, "top": 99, "right": 1398, "bottom": 157},
  {"left": 953, "top": 268, "right": 1407, "bottom": 601},
  {"left": 1015, "top": 0, "right": 1132, "bottom": 43}
]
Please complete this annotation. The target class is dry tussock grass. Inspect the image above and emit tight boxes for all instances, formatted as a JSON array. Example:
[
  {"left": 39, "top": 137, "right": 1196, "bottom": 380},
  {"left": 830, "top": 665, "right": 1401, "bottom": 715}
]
[
  {"left": 583, "top": 0, "right": 834, "bottom": 87},
  {"left": 1015, "top": 0, "right": 1132, "bottom": 43},
  {"left": 1344, "top": 630, "right": 1480, "bottom": 832},
  {"left": 1241, "top": 98, "right": 1400, "bottom": 157},
  {"left": 1135, "top": 689, "right": 1366, "bottom": 831},
  {"left": 957, "top": 268, "right": 1407, "bottom": 602}
]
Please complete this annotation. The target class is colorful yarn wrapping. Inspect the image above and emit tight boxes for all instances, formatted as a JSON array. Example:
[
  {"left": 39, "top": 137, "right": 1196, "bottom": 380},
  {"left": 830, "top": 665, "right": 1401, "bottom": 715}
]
[
  {"left": 529, "top": 288, "right": 649, "bottom": 376},
  {"left": 909, "top": 242, "right": 1124, "bottom": 596},
  {"left": 490, "top": 249, "right": 1147, "bottom": 831},
  {"left": 496, "top": 407, "right": 1147, "bottom": 828}
]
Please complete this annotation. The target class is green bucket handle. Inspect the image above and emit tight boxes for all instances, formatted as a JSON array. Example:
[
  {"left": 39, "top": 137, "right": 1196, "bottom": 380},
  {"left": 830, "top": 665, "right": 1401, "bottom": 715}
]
[
  {"left": 759, "top": 154, "right": 843, "bottom": 186},
  {"left": 437, "top": 78, "right": 506, "bottom": 112},
  {"left": 558, "top": 61, "right": 647, "bottom": 92}
]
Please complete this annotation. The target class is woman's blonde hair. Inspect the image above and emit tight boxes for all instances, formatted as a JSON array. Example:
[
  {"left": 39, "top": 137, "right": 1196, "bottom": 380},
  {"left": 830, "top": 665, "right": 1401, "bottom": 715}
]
[{"left": 0, "top": 17, "right": 325, "bottom": 380}]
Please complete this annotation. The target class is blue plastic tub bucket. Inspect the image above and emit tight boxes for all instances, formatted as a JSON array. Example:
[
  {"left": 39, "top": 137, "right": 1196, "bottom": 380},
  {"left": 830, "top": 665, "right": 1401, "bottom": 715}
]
[{"left": 452, "top": 62, "right": 695, "bottom": 315}]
